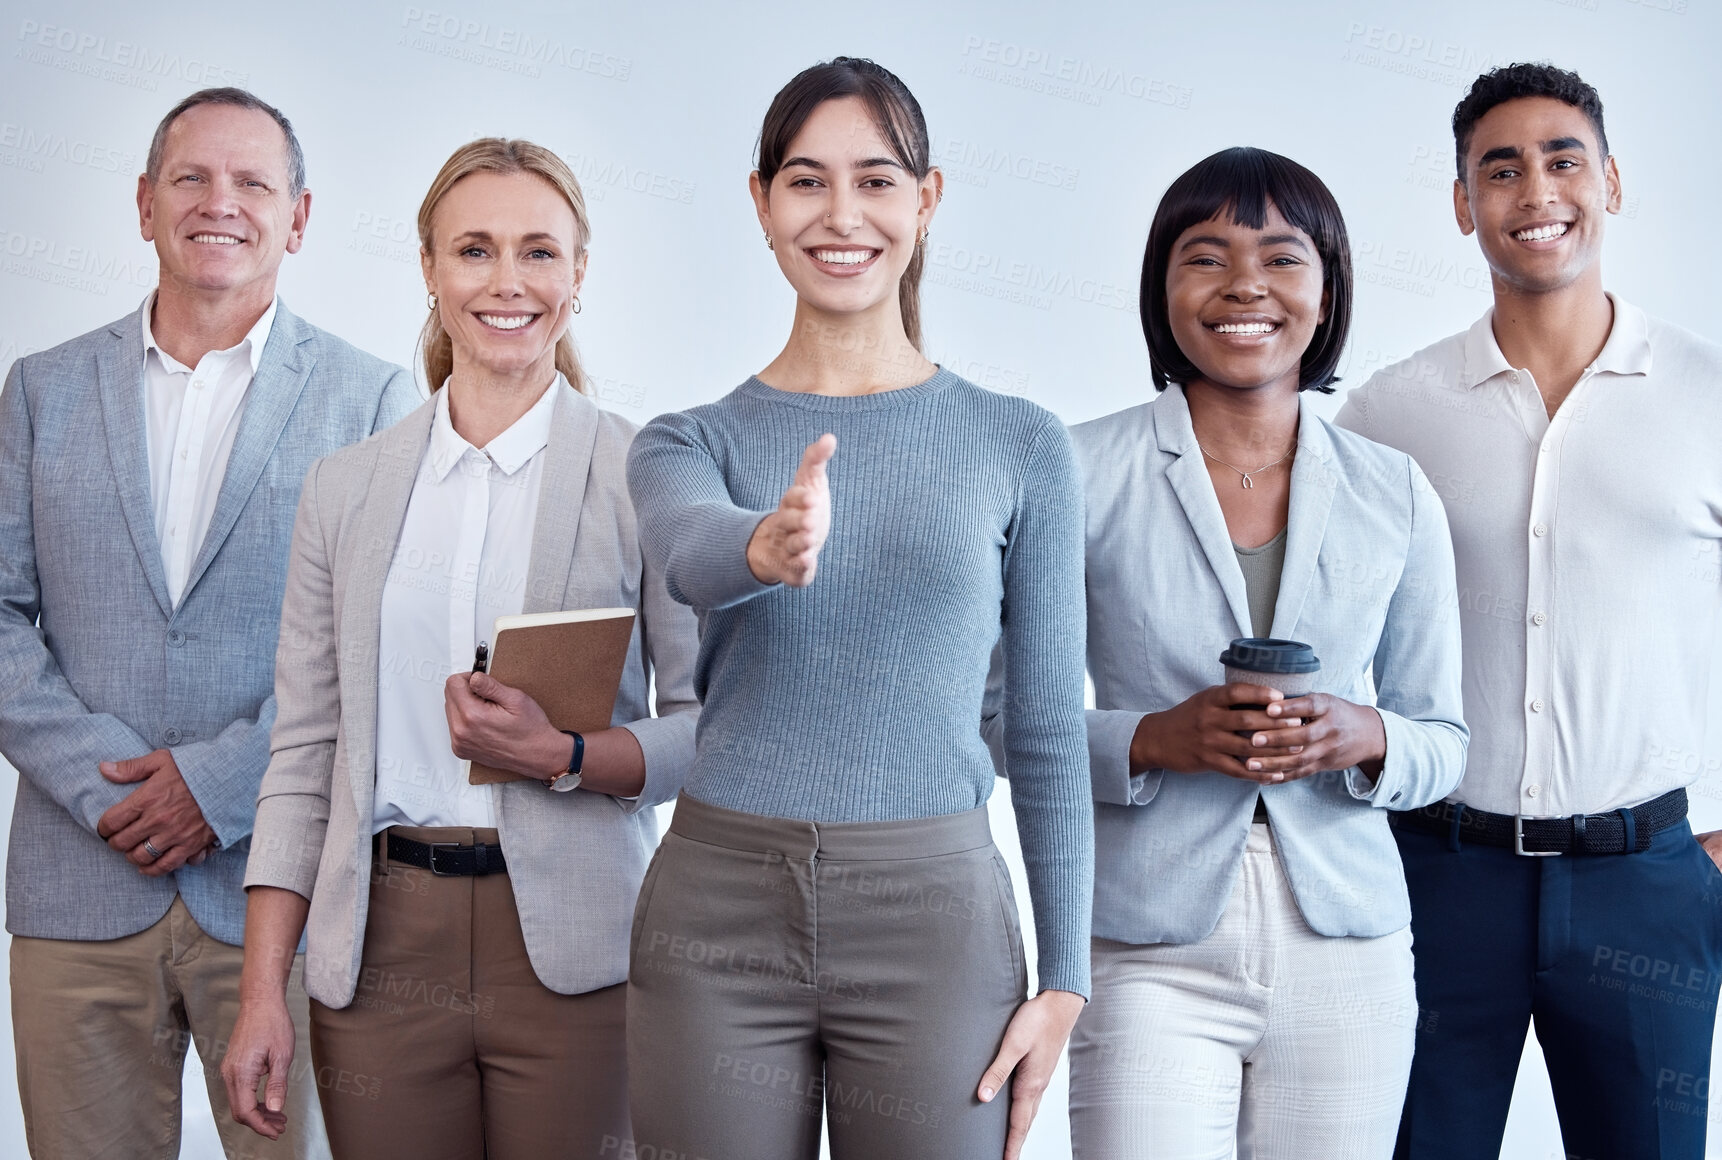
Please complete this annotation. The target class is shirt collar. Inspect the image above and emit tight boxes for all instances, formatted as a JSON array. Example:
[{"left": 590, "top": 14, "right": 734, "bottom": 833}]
[
  {"left": 139, "top": 290, "right": 279, "bottom": 378},
  {"left": 1462, "top": 291, "right": 1653, "bottom": 388},
  {"left": 426, "top": 374, "right": 562, "bottom": 482}
]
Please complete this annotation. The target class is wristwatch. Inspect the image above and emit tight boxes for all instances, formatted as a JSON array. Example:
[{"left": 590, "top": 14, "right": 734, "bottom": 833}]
[{"left": 546, "top": 730, "right": 584, "bottom": 791}]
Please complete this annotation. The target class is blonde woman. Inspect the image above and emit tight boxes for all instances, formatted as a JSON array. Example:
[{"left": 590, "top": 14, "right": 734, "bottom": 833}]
[{"left": 220, "top": 139, "right": 699, "bottom": 1158}]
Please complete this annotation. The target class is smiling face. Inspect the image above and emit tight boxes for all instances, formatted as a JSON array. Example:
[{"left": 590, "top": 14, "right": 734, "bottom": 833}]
[
  {"left": 750, "top": 95, "right": 939, "bottom": 324},
  {"left": 137, "top": 102, "right": 309, "bottom": 302},
  {"left": 421, "top": 169, "right": 586, "bottom": 385},
  {"left": 1456, "top": 95, "right": 1620, "bottom": 296},
  {"left": 1165, "top": 201, "right": 1327, "bottom": 396}
]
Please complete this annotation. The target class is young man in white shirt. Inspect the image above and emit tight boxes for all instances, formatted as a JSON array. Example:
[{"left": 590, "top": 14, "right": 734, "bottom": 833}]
[
  {"left": 1337, "top": 62, "right": 1722, "bottom": 1160},
  {"left": 0, "top": 88, "right": 417, "bottom": 1158}
]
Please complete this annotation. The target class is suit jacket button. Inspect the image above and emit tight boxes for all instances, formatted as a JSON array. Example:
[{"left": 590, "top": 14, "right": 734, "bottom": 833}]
[
  {"left": 167, "top": 630, "right": 184, "bottom": 646},
  {"left": 163, "top": 728, "right": 181, "bottom": 745}
]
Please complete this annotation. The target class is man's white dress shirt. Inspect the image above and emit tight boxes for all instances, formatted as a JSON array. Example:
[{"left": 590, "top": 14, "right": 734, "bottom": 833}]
[
  {"left": 372, "top": 377, "right": 559, "bottom": 832},
  {"left": 141, "top": 292, "right": 278, "bottom": 606},
  {"left": 1337, "top": 295, "right": 1722, "bottom": 816}
]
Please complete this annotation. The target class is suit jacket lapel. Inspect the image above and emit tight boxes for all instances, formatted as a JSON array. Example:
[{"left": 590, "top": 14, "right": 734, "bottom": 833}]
[
  {"left": 520, "top": 383, "right": 600, "bottom": 615},
  {"left": 341, "top": 404, "right": 432, "bottom": 822},
  {"left": 95, "top": 309, "right": 173, "bottom": 619},
  {"left": 1155, "top": 387, "right": 1252, "bottom": 638},
  {"left": 1270, "top": 399, "right": 1338, "bottom": 640},
  {"left": 180, "top": 305, "right": 313, "bottom": 603}
]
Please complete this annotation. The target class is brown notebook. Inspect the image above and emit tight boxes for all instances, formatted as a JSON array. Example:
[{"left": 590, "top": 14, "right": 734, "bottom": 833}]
[{"left": 465, "top": 607, "right": 637, "bottom": 785}]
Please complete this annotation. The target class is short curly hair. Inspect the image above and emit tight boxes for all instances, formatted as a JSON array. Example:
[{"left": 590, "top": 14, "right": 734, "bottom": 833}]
[{"left": 1452, "top": 63, "right": 1608, "bottom": 182}]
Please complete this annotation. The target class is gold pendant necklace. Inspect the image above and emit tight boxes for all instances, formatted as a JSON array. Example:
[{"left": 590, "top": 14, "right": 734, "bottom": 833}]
[{"left": 1198, "top": 443, "right": 1295, "bottom": 489}]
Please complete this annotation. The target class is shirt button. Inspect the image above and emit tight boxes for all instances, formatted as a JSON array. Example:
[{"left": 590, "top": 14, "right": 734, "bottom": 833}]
[
  {"left": 1531, "top": 611, "right": 1547, "bottom": 626},
  {"left": 1531, "top": 699, "right": 1545, "bottom": 713},
  {"left": 1510, "top": 372, "right": 1521, "bottom": 385},
  {"left": 178, "top": 449, "right": 188, "bottom": 460},
  {"left": 192, "top": 380, "right": 204, "bottom": 390},
  {"left": 1532, "top": 523, "right": 1547, "bottom": 537},
  {"left": 1526, "top": 784, "right": 1541, "bottom": 798},
  {"left": 1540, "top": 442, "right": 1550, "bottom": 454}
]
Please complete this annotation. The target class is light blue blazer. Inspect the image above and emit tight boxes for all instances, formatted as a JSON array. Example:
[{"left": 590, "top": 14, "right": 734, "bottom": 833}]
[
  {"left": 992, "top": 385, "right": 1467, "bottom": 945},
  {"left": 0, "top": 301, "right": 417, "bottom": 945}
]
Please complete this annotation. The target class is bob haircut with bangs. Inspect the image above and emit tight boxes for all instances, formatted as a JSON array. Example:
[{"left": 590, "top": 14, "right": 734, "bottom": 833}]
[{"left": 1141, "top": 147, "right": 1352, "bottom": 394}]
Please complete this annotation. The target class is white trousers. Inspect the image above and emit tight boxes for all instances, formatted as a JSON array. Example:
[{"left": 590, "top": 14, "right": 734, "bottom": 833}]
[{"left": 1069, "top": 824, "right": 1417, "bottom": 1160}]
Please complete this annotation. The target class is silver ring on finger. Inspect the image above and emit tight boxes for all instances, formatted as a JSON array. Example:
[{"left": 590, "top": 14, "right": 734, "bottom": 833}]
[{"left": 143, "top": 839, "right": 164, "bottom": 860}]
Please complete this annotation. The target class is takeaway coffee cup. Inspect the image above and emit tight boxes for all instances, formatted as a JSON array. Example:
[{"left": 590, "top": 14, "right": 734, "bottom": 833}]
[{"left": 1220, "top": 638, "right": 1320, "bottom": 730}]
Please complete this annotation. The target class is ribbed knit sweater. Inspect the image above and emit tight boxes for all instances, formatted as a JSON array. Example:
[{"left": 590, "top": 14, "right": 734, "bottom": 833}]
[{"left": 626, "top": 368, "right": 1093, "bottom": 996}]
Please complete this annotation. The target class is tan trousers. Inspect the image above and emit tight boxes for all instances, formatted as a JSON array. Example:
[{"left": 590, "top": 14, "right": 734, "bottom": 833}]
[
  {"left": 10, "top": 895, "right": 327, "bottom": 1160},
  {"left": 308, "top": 826, "right": 629, "bottom": 1160}
]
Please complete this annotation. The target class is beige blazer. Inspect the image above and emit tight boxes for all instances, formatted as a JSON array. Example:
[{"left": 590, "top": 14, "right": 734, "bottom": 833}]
[{"left": 245, "top": 382, "right": 700, "bottom": 1003}]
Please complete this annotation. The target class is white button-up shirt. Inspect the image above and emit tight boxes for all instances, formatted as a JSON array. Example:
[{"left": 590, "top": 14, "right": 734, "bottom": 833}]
[
  {"left": 372, "top": 377, "right": 558, "bottom": 832},
  {"left": 141, "top": 292, "right": 278, "bottom": 606},
  {"left": 1337, "top": 295, "right": 1722, "bottom": 816}
]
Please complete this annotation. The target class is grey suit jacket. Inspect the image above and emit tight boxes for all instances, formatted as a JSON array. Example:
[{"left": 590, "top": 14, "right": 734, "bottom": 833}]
[
  {"left": 988, "top": 386, "right": 1468, "bottom": 944},
  {"left": 244, "top": 383, "right": 700, "bottom": 1003},
  {"left": 0, "top": 300, "right": 418, "bottom": 945}
]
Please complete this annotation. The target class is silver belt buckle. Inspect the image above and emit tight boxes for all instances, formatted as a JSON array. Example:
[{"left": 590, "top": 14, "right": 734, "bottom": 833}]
[
  {"left": 1514, "top": 815, "right": 1561, "bottom": 857},
  {"left": 426, "top": 842, "right": 460, "bottom": 875}
]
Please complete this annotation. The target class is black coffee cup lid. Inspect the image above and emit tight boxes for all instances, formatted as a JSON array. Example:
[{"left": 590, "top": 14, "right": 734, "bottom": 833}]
[{"left": 1219, "top": 637, "right": 1320, "bottom": 674}]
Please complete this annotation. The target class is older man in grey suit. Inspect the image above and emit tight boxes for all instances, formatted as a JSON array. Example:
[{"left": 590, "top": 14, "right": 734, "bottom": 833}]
[{"left": 0, "top": 87, "right": 416, "bottom": 1159}]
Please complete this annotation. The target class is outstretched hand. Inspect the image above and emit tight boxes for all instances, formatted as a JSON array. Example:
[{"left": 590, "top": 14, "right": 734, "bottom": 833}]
[{"left": 746, "top": 434, "right": 836, "bottom": 587}]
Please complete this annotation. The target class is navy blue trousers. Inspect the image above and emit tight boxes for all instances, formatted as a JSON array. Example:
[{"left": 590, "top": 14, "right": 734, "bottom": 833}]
[{"left": 1394, "top": 819, "right": 1722, "bottom": 1160}]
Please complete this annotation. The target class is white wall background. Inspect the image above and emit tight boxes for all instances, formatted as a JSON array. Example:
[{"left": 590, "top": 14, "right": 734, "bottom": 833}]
[{"left": 2, "top": 0, "right": 1719, "bottom": 1156}]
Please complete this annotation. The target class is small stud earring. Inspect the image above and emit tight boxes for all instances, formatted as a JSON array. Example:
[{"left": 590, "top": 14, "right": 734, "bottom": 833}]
[{"left": 764, "top": 233, "right": 774, "bottom": 251}]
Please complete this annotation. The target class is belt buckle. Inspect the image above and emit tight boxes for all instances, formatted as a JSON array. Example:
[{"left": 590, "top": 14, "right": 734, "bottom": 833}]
[
  {"left": 1514, "top": 815, "right": 1561, "bottom": 857},
  {"left": 426, "top": 842, "right": 461, "bottom": 875}
]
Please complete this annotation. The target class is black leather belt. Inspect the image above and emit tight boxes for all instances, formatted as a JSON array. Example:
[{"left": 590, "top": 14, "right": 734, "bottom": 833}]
[
  {"left": 384, "top": 832, "right": 508, "bottom": 876},
  {"left": 1393, "top": 787, "right": 1687, "bottom": 855}
]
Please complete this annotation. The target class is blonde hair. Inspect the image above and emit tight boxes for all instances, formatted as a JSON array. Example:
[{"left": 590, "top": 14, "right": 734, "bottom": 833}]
[{"left": 417, "top": 138, "right": 592, "bottom": 392}]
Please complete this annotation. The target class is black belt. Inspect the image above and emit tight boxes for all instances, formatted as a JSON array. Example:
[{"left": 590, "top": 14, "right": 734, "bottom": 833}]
[
  {"left": 1393, "top": 787, "right": 1687, "bottom": 855},
  {"left": 384, "top": 831, "right": 509, "bottom": 876}
]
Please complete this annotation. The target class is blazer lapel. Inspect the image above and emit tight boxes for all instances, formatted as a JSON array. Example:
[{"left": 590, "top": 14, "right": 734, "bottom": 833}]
[
  {"left": 95, "top": 310, "right": 173, "bottom": 619},
  {"left": 1270, "top": 399, "right": 1338, "bottom": 640},
  {"left": 1155, "top": 388, "right": 1252, "bottom": 638},
  {"left": 340, "top": 405, "right": 432, "bottom": 822},
  {"left": 180, "top": 306, "right": 313, "bottom": 603},
  {"left": 520, "top": 383, "right": 600, "bottom": 614}
]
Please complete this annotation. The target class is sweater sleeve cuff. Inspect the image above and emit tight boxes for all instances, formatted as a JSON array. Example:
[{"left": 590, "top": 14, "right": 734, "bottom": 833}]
[
  {"left": 1035, "top": 955, "right": 1092, "bottom": 1001},
  {"left": 680, "top": 506, "right": 779, "bottom": 610}
]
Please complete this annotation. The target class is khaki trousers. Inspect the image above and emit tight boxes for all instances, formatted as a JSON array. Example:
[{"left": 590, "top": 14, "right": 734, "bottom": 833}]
[
  {"left": 627, "top": 795, "right": 1027, "bottom": 1160},
  {"left": 10, "top": 894, "right": 327, "bottom": 1160},
  {"left": 308, "top": 826, "right": 629, "bottom": 1160}
]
